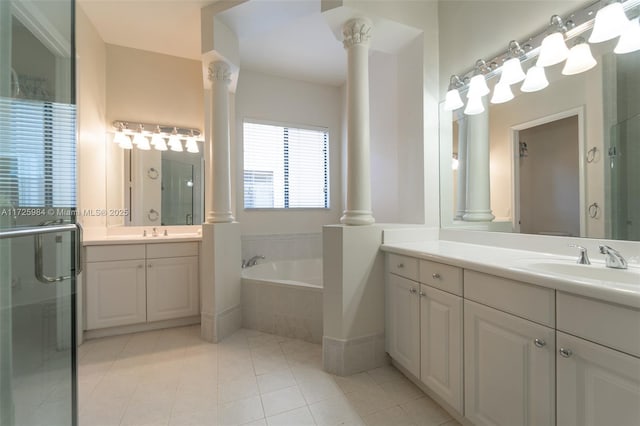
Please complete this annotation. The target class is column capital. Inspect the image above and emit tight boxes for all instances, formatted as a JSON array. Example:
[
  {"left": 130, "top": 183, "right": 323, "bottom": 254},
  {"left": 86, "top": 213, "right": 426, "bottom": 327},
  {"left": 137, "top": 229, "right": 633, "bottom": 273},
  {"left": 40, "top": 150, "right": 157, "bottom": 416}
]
[
  {"left": 208, "top": 61, "right": 231, "bottom": 83},
  {"left": 342, "top": 18, "right": 372, "bottom": 48}
]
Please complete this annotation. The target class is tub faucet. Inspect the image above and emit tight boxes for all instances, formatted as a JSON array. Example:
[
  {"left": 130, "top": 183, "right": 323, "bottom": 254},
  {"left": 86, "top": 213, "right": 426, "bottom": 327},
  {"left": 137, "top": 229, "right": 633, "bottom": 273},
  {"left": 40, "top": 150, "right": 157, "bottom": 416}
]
[
  {"left": 599, "top": 245, "right": 627, "bottom": 269},
  {"left": 243, "top": 255, "right": 265, "bottom": 268}
]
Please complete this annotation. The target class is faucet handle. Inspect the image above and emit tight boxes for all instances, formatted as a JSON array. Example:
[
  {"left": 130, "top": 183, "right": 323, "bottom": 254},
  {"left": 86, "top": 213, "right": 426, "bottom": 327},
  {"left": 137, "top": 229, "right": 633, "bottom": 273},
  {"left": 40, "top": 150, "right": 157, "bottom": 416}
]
[
  {"left": 569, "top": 244, "right": 590, "bottom": 265},
  {"left": 599, "top": 245, "right": 628, "bottom": 269}
]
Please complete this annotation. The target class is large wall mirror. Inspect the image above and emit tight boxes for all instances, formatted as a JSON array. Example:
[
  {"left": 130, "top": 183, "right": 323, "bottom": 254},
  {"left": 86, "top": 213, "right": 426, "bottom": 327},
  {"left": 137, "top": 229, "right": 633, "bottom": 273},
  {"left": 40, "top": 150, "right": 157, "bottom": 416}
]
[{"left": 440, "top": 41, "right": 639, "bottom": 241}]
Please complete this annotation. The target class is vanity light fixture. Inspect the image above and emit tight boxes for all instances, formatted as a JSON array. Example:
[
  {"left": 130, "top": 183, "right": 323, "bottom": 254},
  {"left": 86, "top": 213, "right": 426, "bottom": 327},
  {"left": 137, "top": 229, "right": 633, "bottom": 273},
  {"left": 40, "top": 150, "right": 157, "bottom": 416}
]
[
  {"left": 490, "top": 81, "right": 515, "bottom": 104},
  {"left": 444, "top": 75, "right": 464, "bottom": 111},
  {"left": 168, "top": 128, "right": 183, "bottom": 152},
  {"left": 537, "top": 15, "right": 571, "bottom": 67},
  {"left": 111, "top": 121, "right": 202, "bottom": 152},
  {"left": 151, "top": 126, "right": 168, "bottom": 151},
  {"left": 520, "top": 65, "right": 549, "bottom": 92},
  {"left": 133, "top": 125, "right": 151, "bottom": 150},
  {"left": 452, "top": 153, "right": 459, "bottom": 170},
  {"left": 589, "top": 1, "right": 630, "bottom": 43},
  {"left": 614, "top": 17, "right": 640, "bottom": 53},
  {"left": 562, "top": 38, "right": 597, "bottom": 75},
  {"left": 467, "top": 60, "right": 491, "bottom": 98},
  {"left": 185, "top": 131, "right": 200, "bottom": 153},
  {"left": 499, "top": 41, "right": 526, "bottom": 85}
]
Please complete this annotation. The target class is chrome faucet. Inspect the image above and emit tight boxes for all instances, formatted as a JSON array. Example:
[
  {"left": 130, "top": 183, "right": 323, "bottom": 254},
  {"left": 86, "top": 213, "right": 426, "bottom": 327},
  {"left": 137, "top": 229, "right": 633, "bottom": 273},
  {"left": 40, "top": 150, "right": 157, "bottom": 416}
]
[
  {"left": 242, "top": 255, "right": 265, "bottom": 268},
  {"left": 569, "top": 244, "right": 590, "bottom": 264},
  {"left": 599, "top": 245, "right": 628, "bottom": 269},
  {"left": 152, "top": 227, "right": 158, "bottom": 237}
]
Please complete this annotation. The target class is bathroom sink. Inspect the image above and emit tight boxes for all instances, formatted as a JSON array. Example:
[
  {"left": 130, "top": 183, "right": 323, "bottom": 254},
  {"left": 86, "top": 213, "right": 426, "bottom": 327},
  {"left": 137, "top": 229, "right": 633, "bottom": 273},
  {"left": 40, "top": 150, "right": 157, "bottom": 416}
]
[{"left": 524, "top": 260, "right": 640, "bottom": 285}]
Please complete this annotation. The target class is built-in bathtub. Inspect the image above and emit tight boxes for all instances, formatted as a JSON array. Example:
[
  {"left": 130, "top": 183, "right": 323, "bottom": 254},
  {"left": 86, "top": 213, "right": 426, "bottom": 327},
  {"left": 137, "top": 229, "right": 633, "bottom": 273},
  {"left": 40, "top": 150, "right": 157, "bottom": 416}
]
[{"left": 241, "top": 258, "right": 323, "bottom": 343}]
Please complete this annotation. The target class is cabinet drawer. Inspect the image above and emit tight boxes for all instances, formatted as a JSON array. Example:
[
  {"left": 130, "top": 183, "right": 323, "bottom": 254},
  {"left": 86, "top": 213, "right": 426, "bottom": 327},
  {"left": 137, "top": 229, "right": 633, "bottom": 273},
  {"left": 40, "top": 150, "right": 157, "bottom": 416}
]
[
  {"left": 387, "top": 254, "right": 419, "bottom": 281},
  {"left": 464, "top": 270, "right": 555, "bottom": 327},
  {"left": 147, "top": 242, "right": 199, "bottom": 259},
  {"left": 85, "top": 244, "right": 145, "bottom": 262},
  {"left": 419, "top": 260, "right": 462, "bottom": 296},
  {"left": 557, "top": 292, "right": 640, "bottom": 358}
]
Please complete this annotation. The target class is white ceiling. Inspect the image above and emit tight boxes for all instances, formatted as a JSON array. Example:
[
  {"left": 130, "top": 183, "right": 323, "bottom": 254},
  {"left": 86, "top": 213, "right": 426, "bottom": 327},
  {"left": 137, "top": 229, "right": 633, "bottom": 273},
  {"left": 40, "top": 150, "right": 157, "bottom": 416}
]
[{"left": 79, "top": 0, "right": 348, "bottom": 86}]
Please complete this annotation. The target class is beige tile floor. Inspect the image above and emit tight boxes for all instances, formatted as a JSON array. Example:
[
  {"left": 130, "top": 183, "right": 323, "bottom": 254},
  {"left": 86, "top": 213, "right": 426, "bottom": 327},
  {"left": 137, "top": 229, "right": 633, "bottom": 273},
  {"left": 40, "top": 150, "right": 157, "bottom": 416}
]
[{"left": 78, "top": 325, "right": 460, "bottom": 426}]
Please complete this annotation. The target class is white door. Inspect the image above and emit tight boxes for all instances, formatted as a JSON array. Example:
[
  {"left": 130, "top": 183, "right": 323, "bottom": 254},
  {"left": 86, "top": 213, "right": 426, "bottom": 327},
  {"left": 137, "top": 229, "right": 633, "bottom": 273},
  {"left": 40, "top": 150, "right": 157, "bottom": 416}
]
[
  {"left": 465, "top": 300, "right": 555, "bottom": 426},
  {"left": 557, "top": 331, "right": 640, "bottom": 426},
  {"left": 85, "top": 260, "right": 147, "bottom": 329},
  {"left": 420, "top": 284, "right": 463, "bottom": 413},
  {"left": 146, "top": 256, "right": 199, "bottom": 322},
  {"left": 387, "top": 274, "right": 420, "bottom": 377}
]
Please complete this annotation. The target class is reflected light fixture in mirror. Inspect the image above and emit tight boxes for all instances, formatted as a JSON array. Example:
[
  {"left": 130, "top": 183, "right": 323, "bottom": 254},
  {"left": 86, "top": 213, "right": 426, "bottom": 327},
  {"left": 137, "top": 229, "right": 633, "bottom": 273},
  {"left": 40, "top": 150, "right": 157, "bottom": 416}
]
[
  {"left": 615, "top": 17, "right": 640, "bottom": 54},
  {"left": 444, "top": 75, "right": 464, "bottom": 111},
  {"left": 520, "top": 65, "right": 549, "bottom": 92},
  {"left": 562, "top": 38, "right": 597, "bottom": 75},
  {"left": 491, "top": 82, "right": 514, "bottom": 104},
  {"left": 452, "top": 154, "right": 459, "bottom": 170},
  {"left": 537, "top": 15, "right": 570, "bottom": 67},
  {"left": 464, "top": 95, "right": 485, "bottom": 115},
  {"left": 589, "top": 1, "right": 630, "bottom": 43}
]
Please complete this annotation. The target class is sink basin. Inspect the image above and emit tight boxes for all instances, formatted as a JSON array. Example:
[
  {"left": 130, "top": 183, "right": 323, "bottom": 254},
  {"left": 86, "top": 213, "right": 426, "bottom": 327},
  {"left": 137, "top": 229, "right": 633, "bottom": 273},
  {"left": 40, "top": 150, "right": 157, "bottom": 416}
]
[{"left": 524, "top": 260, "right": 640, "bottom": 285}]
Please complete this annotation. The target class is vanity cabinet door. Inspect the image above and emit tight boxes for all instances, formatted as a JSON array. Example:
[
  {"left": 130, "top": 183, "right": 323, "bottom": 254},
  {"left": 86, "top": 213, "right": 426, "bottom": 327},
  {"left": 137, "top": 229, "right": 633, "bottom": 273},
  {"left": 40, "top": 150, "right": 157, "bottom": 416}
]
[
  {"left": 146, "top": 256, "right": 199, "bottom": 322},
  {"left": 557, "top": 331, "right": 640, "bottom": 426},
  {"left": 420, "top": 284, "right": 463, "bottom": 414},
  {"left": 464, "top": 300, "right": 555, "bottom": 426},
  {"left": 387, "top": 273, "right": 420, "bottom": 377},
  {"left": 85, "top": 260, "right": 147, "bottom": 329}
]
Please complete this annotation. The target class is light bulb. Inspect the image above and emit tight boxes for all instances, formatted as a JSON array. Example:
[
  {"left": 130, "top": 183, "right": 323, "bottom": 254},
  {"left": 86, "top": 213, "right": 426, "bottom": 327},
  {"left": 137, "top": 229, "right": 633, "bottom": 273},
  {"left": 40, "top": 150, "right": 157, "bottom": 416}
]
[
  {"left": 537, "top": 32, "right": 569, "bottom": 67},
  {"left": 444, "top": 88, "right": 464, "bottom": 111},
  {"left": 186, "top": 137, "right": 199, "bottom": 153},
  {"left": 491, "top": 82, "right": 514, "bottom": 104},
  {"left": 499, "top": 57, "right": 526, "bottom": 85},
  {"left": 118, "top": 135, "right": 133, "bottom": 149},
  {"left": 134, "top": 133, "right": 151, "bottom": 150},
  {"left": 464, "top": 95, "right": 485, "bottom": 115},
  {"left": 589, "top": 2, "right": 630, "bottom": 43},
  {"left": 614, "top": 17, "right": 640, "bottom": 54},
  {"left": 467, "top": 74, "right": 490, "bottom": 98},
  {"left": 114, "top": 131, "right": 129, "bottom": 145},
  {"left": 562, "top": 42, "right": 597, "bottom": 75},
  {"left": 521, "top": 66, "right": 549, "bottom": 92}
]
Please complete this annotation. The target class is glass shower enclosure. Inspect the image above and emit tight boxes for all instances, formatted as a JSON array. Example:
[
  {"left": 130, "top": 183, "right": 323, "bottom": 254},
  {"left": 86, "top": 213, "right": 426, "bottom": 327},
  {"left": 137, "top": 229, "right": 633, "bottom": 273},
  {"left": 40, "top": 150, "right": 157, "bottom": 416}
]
[{"left": 0, "top": 0, "right": 78, "bottom": 425}]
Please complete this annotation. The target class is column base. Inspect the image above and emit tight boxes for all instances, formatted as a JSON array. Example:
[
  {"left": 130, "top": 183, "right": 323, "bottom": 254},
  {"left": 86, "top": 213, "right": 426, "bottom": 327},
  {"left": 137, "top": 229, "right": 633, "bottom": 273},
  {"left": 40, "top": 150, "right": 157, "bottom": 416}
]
[
  {"left": 462, "top": 210, "right": 495, "bottom": 222},
  {"left": 340, "top": 210, "right": 375, "bottom": 225},
  {"left": 206, "top": 211, "right": 235, "bottom": 223},
  {"left": 454, "top": 211, "right": 465, "bottom": 220}
]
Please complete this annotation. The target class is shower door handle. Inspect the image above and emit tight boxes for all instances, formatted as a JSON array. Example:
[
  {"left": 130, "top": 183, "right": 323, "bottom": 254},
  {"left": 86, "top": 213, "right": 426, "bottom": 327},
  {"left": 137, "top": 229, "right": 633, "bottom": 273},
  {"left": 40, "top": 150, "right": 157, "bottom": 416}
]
[{"left": 31, "top": 224, "right": 80, "bottom": 284}]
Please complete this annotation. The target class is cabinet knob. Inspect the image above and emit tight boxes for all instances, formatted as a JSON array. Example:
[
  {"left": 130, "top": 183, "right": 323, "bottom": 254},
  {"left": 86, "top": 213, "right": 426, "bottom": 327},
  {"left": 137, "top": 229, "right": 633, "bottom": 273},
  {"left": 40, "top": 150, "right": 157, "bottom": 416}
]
[
  {"left": 409, "top": 287, "right": 417, "bottom": 294},
  {"left": 138, "top": 264, "right": 143, "bottom": 269},
  {"left": 397, "top": 263, "right": 404, "bottom": 269},
  {"left": 534, "top": 338, "right": 546, "bottom": 348},
  {"left": 432, "top": 273, "right": 441, "bottom": 279},
  {"left": 559, "top": 348, "right": 573, "bottom": 358},
  {"left": 419, "top": 290, "right": 426, "bottom": 297},
  {"left": 147, "top": 263, "right": 152, "bottom": 268}
]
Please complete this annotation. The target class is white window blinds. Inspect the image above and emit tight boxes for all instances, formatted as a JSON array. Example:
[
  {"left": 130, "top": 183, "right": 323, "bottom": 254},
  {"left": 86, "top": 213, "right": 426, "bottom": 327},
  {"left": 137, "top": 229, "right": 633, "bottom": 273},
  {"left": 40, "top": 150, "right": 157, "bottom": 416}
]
[
  {"left": 243, "top": 121, "right": 329, "bottom": 209},
  {"left": 0, "top": 98, "right": 76, "bottom": 209}
]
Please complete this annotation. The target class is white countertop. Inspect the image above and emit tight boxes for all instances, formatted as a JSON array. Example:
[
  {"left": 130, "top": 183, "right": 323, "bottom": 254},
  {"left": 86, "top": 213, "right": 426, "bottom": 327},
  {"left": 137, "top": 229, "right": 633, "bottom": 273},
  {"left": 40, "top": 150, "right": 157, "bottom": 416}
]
[
  {"left": 381, "top": 240, "right": 640, "bottom": 309},
  {"left": 84, "top": 234, "right": 201, "bottom": 246}
]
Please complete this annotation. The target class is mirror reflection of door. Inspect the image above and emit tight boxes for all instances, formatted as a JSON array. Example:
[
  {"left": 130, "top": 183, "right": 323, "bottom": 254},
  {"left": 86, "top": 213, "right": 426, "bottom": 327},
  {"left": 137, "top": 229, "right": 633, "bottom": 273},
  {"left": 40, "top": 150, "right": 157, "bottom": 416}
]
[
  {"left": 161, "top": 158, "right": 195, "bottom": 225},
  {"left": 516, "top": 115, "right": 580, "bottom": 237}
]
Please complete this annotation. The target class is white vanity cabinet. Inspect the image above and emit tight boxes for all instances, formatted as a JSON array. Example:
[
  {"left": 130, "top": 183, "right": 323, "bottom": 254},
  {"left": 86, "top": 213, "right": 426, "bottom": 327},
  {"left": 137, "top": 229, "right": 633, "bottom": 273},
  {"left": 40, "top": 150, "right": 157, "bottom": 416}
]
[
  {"left": 386, "top": 255, "right": 463, "bottom": 413},
  {"left": 464, "top": 271, "right": 556, "bottom": 426},
  {"left": 85, "top": 244, "right": 147, "bottom": 329},
  {"left": 85, "top": 242, "right": 199, "bottom": 331},
  {"left": 556, "top": 292, "right": 640, "bottom": 426},
  {"left": 146, "top": 242, "right": 199, "bottom": 322}
]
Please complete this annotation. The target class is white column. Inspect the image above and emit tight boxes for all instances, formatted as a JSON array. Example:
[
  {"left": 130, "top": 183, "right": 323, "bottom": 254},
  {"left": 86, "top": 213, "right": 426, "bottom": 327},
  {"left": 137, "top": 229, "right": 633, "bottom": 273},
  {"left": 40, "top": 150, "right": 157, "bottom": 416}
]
[
  {"left": 340, "top": 18, "right": 375, "bottom": 226},
  {"left": 206, "top": 61, "right": 234, "bottom": 223},
  {"left": 454, "top": 114, "right": 468, "bottom": 220},
  {"left": 463, "top": 98, "right": 495, "bottom": 222}
]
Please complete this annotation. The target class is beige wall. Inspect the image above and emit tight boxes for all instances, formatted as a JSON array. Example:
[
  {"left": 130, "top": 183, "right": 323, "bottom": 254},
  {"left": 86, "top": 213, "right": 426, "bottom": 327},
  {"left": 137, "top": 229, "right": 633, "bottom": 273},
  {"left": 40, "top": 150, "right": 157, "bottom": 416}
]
[{"left": 76, "top": 6, "right": 107, "bottom": 229}]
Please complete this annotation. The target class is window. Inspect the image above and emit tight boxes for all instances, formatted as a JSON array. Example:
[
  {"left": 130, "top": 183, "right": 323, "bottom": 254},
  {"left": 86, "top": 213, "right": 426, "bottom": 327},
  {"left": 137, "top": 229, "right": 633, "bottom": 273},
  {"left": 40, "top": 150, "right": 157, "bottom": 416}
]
[{"left": 243, "top": 121, "right": 329, "bottom": 209}]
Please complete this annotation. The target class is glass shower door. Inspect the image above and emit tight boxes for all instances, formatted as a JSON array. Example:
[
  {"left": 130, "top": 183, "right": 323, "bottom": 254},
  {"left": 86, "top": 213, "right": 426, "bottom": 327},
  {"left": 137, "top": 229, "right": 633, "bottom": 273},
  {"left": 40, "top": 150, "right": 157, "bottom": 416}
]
[
  {"left": 0, "top": 0, "right": 77, "bottom": 424},
  {"left": 1, "top": 225, "right": 80, "bottom": 426}
]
